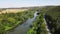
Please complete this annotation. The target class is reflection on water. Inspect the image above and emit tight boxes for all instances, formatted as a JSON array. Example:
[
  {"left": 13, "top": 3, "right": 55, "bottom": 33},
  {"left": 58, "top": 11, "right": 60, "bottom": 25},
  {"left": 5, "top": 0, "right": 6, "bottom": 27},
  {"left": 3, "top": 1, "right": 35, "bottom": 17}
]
[{"left": 7, "top": 11, "right": 38, "bottom": 34}]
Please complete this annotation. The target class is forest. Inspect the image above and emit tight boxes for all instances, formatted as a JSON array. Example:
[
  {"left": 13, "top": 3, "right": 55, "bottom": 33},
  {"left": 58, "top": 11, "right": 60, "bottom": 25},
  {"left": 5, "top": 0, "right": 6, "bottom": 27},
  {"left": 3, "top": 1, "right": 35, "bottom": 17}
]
[
  {"left": 0, "top": 9, "right": 35, "bottom": 34},
  {"left": 0, "top": 6, "right": 60, "bottom": 34},
  {"left": 41, "top": 6, "right": 60, "bottom": 34},
  {"left": 27, "top": 11, "right": 48, "bottom": 34},
  {"left": 27, "top": 6, "right": 60, "bottom": 34}
]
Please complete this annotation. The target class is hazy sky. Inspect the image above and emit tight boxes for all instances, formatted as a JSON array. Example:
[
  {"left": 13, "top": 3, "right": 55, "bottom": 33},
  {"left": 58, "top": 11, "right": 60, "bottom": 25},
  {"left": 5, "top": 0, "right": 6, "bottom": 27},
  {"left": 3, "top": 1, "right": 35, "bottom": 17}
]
[{"left": 0, "top": 0, "right": 60, "bottom": 8}]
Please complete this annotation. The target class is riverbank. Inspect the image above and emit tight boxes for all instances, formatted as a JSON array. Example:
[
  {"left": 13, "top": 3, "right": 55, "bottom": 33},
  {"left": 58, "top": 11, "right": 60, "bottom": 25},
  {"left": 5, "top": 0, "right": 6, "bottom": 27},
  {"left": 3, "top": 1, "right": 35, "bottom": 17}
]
[
  {"left": 6, "top": 11, "right": 38, "bottom": 34},
  {"left": 41, "top": 6, "right": 60, "bottom": 34},
  {"left": 0, "top": 10, "right": 35, "bottom": 34},
  {"left": 27, "top": 12, "right": 48, "bottom": 34}
]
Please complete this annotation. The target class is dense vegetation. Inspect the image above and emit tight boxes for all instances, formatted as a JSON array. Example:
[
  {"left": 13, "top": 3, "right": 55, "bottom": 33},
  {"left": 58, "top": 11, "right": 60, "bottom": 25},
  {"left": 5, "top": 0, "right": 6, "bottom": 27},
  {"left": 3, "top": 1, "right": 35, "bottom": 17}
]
[
  {"left": 0, "top": 6, "right": 60, "bottom": 34},
  {"left": 27, "top": 12, "right": 47, "bottom": 34},
  {"left": 0, "top": 10, "right": 35, "bottom": 34},
  {"left": 41, "top": 6, "right": 60, "bottom": 34},
  {"left": 27, "top": 6, "right": 60, "bottom": 34}
]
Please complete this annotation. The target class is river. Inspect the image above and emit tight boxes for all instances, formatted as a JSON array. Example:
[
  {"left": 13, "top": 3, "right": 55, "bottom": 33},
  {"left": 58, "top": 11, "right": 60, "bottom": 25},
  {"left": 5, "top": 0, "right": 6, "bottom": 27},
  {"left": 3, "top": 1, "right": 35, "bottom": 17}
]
[{"left": 6, "top": 12, "right": 38, "bottom": 34}]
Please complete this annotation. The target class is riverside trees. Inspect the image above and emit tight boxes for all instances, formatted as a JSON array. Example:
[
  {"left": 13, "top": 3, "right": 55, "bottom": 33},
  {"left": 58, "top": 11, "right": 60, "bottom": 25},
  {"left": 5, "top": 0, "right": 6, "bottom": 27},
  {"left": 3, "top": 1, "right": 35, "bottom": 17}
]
[
  {"left": 27, "top": 12, "right": 47, "bottom": 34},
  {"left": 0, "top": 10, "right": 35, "bottom": 34}
]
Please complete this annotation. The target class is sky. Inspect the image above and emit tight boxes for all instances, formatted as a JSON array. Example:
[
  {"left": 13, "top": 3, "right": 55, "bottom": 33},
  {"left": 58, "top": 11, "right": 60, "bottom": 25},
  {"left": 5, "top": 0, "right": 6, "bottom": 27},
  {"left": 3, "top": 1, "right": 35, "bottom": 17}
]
[{"left": 0, "top": 0, "right": 60, "bottom": 8}]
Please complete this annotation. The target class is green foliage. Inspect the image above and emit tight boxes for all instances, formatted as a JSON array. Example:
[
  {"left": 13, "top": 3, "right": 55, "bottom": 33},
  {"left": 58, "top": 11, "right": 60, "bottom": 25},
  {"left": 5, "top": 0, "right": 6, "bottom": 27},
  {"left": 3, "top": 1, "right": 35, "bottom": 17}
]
[
  {"left": 27, "top": 12, "right": 47, "bottom": 34},
  {"left": 0, "top": 10, "right": 35, "bottom": 33},
  {"left": 42, "top": 6, "right": 60, "bottom": 34}
]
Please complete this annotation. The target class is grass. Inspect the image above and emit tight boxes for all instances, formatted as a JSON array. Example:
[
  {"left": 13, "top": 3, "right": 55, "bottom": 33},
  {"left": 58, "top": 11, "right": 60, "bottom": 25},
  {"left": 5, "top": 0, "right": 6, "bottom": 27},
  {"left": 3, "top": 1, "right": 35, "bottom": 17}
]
[{"left": 0, "top": 9, "right": 28, "bottom": 14}]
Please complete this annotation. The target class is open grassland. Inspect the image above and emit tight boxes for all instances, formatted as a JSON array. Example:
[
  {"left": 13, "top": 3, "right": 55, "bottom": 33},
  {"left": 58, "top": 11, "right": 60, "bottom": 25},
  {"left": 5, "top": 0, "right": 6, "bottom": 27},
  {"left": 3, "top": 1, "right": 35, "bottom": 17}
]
[{"left": 0, "top": 9, "right": 28, "bottom": 14}]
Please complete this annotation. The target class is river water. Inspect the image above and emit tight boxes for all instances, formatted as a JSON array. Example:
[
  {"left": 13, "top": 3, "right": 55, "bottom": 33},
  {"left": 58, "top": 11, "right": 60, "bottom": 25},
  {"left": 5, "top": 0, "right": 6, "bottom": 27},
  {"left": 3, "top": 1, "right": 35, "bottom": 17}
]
[{"left": 6, "top": 12, "right": 38, "bottom": 34}]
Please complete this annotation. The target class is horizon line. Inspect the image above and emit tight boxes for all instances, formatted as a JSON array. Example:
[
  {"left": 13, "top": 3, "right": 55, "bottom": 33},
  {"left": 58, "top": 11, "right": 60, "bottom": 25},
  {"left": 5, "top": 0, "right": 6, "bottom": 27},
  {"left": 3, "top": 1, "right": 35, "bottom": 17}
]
[{"left": 0, "top": 5, "right": 60, "bottom": 8}]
